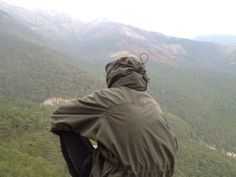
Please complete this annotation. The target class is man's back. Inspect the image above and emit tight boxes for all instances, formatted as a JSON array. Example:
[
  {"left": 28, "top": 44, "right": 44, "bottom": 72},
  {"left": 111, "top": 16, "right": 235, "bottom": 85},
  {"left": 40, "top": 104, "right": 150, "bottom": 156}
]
[
  {"left": 51, "top": 52, "right": 178, "bottom": 177},
  {"left": 93, "top": 86, "right": 178, "bottom": 176}
]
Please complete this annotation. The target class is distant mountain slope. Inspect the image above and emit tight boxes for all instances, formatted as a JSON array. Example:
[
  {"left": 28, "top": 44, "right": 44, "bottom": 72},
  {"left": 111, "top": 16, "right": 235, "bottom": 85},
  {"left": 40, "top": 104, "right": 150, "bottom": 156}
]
[
  {"left": 31, "top": 20, "right": 236, "bottom": 68},
  {"left": 70, "top": 21, "right": 230, "bottom": 67},
  {"left": 148, "top": 62, "right": 236, "bottom": 151},
  {"left": 196, "top": 35, "right": 236, "bottom": 46},
  {"left": 0, "top": 9, "right": 103, "bottom": 102},
  {"left": 0, "top": 7, "right": 54, "bottom": 48},
  {"left": 2, "top": 4, "right": 236, "bottom": 69}
]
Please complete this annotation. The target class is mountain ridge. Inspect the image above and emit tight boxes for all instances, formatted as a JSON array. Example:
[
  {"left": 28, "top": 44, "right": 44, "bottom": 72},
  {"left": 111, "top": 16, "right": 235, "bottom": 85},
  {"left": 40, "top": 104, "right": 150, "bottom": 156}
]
[{"left": 2, "top": 3, "right": 236, "bottom": 69}]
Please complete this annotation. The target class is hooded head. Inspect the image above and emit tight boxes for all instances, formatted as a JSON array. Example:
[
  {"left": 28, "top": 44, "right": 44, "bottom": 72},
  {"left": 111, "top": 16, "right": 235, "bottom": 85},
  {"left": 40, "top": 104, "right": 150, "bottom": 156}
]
[{"left": 105, "top": 52, "right": 149, "bottom": 91}]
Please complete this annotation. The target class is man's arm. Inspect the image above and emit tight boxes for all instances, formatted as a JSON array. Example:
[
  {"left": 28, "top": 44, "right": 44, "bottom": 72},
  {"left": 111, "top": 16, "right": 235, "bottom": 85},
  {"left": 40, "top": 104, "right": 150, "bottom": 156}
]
[{"left": 50, "top": 90, "right": 107, "bottom": 140}]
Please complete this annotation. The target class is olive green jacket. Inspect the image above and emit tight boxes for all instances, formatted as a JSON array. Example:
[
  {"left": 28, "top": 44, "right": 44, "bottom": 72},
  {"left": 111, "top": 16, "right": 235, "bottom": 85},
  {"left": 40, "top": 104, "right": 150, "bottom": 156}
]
[{"left": 51, "top": 60, "right": 178, "bottom": 177}]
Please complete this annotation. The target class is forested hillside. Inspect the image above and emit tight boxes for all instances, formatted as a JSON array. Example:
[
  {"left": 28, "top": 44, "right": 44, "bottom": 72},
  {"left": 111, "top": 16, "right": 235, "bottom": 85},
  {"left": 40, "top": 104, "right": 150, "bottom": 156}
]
[
  {"left": 148, "top": 62, "right": 236, "bottom": 151},
  {"left": 0, "top": 3, "right": 236, "bottom": 177},
  {"left": 0, "top": 97, "right": 69, "bottom": 177},
  {"left": 0, "top": 9, "right": 103, "bottom": 102},
  {"left": 1, "top": 97, "right": 236, "bottom": 177},
  {"left": 0, "top": 32, "right": 103, "bottom": 102}
]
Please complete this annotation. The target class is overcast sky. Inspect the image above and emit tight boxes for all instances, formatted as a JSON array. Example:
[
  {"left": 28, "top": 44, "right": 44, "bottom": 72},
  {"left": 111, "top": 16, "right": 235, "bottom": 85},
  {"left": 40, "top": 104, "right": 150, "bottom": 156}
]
[{"left": 3, "top": 0, "right": 236, "bottom": 38}]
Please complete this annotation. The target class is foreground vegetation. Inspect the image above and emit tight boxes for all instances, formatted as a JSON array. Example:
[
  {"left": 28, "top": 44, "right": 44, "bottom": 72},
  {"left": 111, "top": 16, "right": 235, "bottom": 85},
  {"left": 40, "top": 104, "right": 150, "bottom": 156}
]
[
  {"left": 0, "top": 97, "right": 69, "bottom": 177},
  {"left": 0, "top": 97, "right": 235, "bottom": 177}
]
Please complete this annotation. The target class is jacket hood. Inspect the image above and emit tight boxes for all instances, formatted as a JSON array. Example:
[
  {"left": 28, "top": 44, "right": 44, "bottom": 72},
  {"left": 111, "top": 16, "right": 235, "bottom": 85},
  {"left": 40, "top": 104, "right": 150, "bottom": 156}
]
[{"left": 105, "top": 55, "right": 149, "bottom": 91}]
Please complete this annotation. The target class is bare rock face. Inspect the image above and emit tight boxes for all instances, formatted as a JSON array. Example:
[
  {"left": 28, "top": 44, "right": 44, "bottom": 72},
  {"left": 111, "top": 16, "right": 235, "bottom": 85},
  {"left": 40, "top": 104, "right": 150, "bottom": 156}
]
[
  {"left": 226, "top": 152, "right": 236, "bottom": 159},
  {"left": 42, "top": 97, "right": 72, "bottom": 106}
]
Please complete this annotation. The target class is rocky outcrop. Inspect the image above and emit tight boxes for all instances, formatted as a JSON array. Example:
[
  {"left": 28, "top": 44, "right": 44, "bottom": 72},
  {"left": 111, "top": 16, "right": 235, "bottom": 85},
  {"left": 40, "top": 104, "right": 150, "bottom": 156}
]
[{"left": 42, "top": 97, "right": 72, "bottom": 106}]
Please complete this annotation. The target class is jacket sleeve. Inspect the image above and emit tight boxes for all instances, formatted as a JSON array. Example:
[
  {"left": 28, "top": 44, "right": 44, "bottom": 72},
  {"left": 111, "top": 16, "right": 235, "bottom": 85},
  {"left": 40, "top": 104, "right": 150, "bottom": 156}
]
[{"left": 50, "top": 90, "right": 108, "bottom": 140}]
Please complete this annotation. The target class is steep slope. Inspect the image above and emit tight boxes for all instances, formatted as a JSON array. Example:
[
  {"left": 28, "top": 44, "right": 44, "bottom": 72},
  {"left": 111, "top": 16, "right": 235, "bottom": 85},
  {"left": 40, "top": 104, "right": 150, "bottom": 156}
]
[
  {"left": 148, "top": 62, "right": 236, "bottom": 152},
  {"left": 0, "top": 9, "right": 103, "bottom": 102},
  {"left": 34, "top": 20, "right": 236, "bottom": 68},
  {"left": 70, "top": 22, "right": 231, "bottom": 68},
  {"left": 2, "top": 3, "right": 236, "bottom": 69},
  {"left": 0, "top": 3, "right": 85, "bottom": 55}
]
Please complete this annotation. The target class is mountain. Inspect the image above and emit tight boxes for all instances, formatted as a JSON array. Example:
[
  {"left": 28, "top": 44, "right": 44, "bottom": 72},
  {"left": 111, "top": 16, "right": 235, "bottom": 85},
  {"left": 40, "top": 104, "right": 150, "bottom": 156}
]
[
  {"left": 2, "top": 3, "right": 236, "bottom": 69},
  {"left": 0, "top": 7, "right": 103, "bottom": 102},
  {"left": 196, "top": 35, "right": 236, "bottom": 46},
  {"left": 22, "top": 20, "right": 236, "bottom": 68},
  {"left": 0, "top": 3, "right": 236, "bottom": 177}
]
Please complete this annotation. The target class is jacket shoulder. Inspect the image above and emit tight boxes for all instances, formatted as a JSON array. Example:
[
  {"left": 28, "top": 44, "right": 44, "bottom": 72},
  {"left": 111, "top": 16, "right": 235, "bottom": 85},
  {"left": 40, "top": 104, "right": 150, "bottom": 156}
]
[{"left": 79, "top": 87, "right": 125, "bottom": 109}]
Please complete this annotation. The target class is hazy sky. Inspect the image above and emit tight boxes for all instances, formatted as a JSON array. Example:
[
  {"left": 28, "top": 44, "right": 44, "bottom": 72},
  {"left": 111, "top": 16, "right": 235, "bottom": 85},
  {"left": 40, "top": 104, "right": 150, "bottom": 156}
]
[{"left": 3, "top": 0, "right": 236, "bottom": 38}]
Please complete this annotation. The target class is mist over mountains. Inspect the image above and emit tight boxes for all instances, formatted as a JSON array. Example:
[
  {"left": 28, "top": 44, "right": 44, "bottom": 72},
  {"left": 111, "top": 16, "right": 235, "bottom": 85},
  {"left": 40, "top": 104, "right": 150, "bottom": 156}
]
[
  {"left": 0, "top": 3, "right": 236, "bottom": 177},
  {"left": 1, "top": 2, "right": 236, "bottom": 69},
  {"left": 196, "top": 35, "right": 236, "bottom": 46}
]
